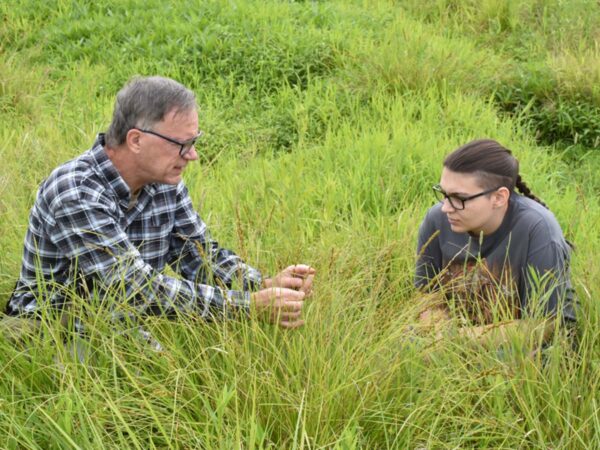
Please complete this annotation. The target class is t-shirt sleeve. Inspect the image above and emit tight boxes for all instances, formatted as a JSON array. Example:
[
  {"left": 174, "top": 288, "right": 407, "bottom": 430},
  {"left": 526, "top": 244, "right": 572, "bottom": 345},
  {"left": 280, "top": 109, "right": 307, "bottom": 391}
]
[
  {"left": 415, "top": 207, "right": 442, "bottom": 288},
  {"left": 522, "top": 221, "right": 575, "bottom": 321}
]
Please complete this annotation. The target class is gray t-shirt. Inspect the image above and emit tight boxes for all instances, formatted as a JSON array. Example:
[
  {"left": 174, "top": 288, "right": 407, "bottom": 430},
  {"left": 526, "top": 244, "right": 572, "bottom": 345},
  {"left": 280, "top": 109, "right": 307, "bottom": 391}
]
[{"left": 416, "top": 194, "right": 577, "bottom": 322}]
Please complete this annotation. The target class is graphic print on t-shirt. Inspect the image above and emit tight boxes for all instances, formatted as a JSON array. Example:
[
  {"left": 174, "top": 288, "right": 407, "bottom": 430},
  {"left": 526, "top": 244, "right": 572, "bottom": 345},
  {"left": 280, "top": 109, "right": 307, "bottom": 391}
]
[{"left": 437, "top": 258, "right": 520, "bottom": 325}]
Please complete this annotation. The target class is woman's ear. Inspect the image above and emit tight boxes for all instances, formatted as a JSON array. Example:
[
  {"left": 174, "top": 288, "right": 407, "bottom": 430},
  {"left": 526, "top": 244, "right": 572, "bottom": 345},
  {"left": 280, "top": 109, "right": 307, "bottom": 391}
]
[{"left": 493, "top": 187, "right": 511, "bottom": 208}]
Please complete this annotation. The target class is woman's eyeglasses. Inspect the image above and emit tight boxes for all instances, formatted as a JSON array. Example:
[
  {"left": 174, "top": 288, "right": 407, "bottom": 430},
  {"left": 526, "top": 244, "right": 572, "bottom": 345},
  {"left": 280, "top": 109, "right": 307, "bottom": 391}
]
[{"left": 432, "top": 184, "right": 500, "bottom": 210}]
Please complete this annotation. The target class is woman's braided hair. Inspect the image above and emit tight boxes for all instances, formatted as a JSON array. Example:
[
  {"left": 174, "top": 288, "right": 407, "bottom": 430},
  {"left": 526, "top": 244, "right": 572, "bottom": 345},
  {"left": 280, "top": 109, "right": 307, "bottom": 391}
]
[
  {"left": 515, "top": 175, "right": 548, "bottom": 209},
  {"left": 444, "top": 139, "right": 548, "bottom": 209}
]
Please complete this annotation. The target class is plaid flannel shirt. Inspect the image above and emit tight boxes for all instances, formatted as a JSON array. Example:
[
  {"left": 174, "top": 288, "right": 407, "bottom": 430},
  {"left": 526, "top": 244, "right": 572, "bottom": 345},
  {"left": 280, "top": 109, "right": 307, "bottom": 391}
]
[{"left": 6, "top": 134, "right": 262, "bottom": 320}]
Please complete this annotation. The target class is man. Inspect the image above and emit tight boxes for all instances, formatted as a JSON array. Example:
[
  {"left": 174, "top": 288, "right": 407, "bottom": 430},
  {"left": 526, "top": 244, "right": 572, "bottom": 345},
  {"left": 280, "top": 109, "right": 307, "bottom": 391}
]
[{"left": 5, "top": 76, "right": 314, "bottom": 329}]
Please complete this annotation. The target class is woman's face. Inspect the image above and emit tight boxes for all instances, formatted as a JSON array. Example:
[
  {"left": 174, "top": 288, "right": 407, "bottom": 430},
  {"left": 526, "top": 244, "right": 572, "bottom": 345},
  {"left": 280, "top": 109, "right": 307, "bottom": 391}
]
[{"left": 438, "top": 168, "right": 508, "bottom": 235}]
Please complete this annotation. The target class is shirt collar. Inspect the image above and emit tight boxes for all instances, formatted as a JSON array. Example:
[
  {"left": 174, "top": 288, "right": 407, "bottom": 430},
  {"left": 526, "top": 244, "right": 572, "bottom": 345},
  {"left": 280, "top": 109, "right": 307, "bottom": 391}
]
[
  {"left": 469, "top": 194, "right": 517, "bottom": 254},
  {"left": 89, "top": 133, "right": 157, "bottom": 208}
]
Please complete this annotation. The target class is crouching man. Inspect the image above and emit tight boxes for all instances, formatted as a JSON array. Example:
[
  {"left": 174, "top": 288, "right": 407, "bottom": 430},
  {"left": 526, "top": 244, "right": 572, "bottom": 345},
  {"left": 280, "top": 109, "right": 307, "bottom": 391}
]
[{"left": 5, "top": 76, "right": 314, "bottom": 331}]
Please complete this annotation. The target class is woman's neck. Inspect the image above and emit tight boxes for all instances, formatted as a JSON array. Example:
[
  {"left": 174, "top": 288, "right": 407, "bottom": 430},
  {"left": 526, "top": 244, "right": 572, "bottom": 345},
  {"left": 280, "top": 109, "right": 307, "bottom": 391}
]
[{"left": 470, "top": 201, "right": 510, "bottom": 237}]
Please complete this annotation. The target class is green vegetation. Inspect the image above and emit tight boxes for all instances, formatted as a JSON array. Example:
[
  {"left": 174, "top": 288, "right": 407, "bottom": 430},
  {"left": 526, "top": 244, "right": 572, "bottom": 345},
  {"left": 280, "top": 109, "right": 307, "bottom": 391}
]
[{"left": 0, "top": 0, "right": 599, "bottom": 448}]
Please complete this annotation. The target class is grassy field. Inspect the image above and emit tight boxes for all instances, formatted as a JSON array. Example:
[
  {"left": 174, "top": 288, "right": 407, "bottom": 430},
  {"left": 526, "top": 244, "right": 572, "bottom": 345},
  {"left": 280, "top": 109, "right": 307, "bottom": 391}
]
[{"left": 1, "top": 0, "right": 599, "bottom": 448}]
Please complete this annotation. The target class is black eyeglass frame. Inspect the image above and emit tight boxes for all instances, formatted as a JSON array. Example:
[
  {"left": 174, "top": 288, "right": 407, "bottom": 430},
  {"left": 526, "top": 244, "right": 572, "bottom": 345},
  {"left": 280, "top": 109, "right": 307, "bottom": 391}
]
[
  {"left": 134, "top": 127, "right": 203, "bottom": 157},
  {"left": 432, "top": 184, "right": 501, "bottom": 210}
]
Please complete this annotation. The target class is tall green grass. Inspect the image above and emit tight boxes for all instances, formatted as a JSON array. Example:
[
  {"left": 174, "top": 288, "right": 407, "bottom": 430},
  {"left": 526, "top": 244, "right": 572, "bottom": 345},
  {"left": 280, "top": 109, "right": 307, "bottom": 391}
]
[
  {"left": 400, "top": 0, "right": 600, "bottom": 149},
  {"left": 1, "top": 0, "right": 599, "bottom": 448}
]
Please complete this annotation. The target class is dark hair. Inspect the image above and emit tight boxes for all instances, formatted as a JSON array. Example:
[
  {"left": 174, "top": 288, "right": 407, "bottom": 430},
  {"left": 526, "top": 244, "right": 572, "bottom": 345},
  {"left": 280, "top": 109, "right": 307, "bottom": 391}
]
[
  {"left": 443, "top": 139, "right": 548, "bottom": 208},
  {"left": 105, "top": 76, "right": 197, "bottom": 148}
]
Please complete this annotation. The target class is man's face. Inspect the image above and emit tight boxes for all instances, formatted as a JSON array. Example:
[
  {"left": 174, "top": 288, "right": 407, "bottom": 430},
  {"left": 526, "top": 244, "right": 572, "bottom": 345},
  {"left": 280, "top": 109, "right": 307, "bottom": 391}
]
[
  {"left": 135, "top": 108, "right": 200, "bottom": 186},
  {"left": 438, "top": 167, "right": 500, "bottom": 235}
]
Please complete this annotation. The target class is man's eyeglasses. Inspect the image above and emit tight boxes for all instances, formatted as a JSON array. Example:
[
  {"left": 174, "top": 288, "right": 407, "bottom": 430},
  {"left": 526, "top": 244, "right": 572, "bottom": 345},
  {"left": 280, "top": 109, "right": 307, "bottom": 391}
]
[
  {"left": 432, "top": 184, "right": 500, "bottom": 210},
  {"left": 134, "top": 127, "right": 203, "bottom": 157}
]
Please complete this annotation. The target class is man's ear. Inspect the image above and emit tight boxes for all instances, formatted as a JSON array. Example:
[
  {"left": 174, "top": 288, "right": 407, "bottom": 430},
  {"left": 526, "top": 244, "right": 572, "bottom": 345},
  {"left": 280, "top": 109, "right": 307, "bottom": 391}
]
[
  {"left": 125, "top": 128, "right": 143, "bottom": 154},
  {"left": 493, "top": 187, "right": 511, "bottom": 208}
]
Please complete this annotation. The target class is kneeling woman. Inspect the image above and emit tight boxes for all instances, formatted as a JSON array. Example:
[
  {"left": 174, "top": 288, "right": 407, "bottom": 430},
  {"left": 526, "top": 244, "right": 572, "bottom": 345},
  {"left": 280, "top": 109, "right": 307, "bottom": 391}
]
[{"left": 415, "top": 139, "right": 576, "bottom": 342}]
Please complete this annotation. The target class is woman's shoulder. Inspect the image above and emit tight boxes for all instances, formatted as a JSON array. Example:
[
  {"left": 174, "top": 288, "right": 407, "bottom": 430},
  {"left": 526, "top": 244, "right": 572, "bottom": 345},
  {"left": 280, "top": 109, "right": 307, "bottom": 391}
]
[
  {"left": 511, "top": 194, "right": 565, "bottom": 238},
  {"left": 422, "top": 202, "right": 446, "bottom": 224}
]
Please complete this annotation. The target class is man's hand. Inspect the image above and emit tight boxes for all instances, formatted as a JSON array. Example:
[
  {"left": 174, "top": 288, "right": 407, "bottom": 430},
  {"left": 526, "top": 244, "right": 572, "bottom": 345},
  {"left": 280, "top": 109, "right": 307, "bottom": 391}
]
[
  {"left": 263, "top": 264, "right": 316, "bottom": 296},
  {"left": 251, "top": 287, "right": 306, "bottom": 329}
]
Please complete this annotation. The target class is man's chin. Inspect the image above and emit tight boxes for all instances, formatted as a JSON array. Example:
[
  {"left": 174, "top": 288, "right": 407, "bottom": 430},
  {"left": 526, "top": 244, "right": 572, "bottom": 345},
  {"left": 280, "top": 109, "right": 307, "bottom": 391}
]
[{"left": 162, "top": 174, "right": 183, "bottom": 185}]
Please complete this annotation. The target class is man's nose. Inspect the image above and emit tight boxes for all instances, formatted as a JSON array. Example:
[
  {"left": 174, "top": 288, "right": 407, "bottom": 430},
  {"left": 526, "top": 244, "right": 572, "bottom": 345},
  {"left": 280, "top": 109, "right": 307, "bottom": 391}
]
[{"left": 183, "top": 146, "right": 199, "bottom": 161}]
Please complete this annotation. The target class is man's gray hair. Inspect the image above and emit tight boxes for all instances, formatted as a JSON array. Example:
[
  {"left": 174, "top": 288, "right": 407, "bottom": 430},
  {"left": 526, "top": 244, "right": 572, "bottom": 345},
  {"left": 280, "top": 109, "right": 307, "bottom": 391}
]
[{"left": 105, "top": 76, "right": 197, "bottom": 148}]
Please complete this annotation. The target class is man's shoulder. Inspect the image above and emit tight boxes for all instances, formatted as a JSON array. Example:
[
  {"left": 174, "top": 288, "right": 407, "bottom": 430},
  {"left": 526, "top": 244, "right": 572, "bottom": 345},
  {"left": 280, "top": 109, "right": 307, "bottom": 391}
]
[{"left": 38, "top": 151, "right": 111, "bottom": 208}]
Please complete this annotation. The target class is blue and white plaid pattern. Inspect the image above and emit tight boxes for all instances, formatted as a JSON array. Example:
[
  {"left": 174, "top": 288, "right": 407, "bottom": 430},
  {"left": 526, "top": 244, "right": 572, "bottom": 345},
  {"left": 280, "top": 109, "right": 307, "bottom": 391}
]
[{"left": 6, "top": 134, "right": 262, "bottom": 320}]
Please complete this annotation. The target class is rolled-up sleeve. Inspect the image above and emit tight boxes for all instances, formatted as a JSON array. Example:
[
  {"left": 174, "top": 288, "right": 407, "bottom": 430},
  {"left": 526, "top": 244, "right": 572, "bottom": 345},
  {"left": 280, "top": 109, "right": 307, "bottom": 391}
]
[{"left": 166, "top": 183, "right": 262, "bottom": 292}]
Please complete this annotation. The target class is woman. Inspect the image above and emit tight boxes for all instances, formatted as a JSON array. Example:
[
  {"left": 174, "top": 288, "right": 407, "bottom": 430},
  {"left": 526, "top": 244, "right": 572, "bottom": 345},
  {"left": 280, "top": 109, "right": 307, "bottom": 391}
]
[{"left": 415, "top": 139, "right": 576, "bottom": 340}]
